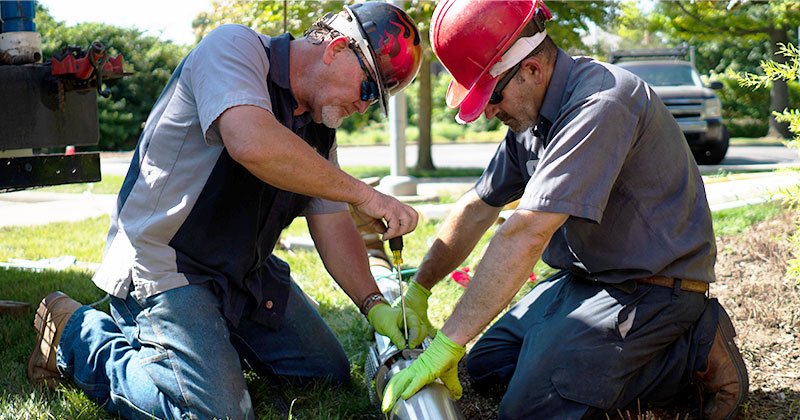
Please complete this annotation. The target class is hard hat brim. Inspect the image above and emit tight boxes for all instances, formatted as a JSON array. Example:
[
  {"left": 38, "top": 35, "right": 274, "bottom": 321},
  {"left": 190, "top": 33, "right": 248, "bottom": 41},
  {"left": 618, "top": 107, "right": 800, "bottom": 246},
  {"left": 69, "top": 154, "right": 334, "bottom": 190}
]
[{"left": 446, "top": 72, "right": 499, "bottom": 124}]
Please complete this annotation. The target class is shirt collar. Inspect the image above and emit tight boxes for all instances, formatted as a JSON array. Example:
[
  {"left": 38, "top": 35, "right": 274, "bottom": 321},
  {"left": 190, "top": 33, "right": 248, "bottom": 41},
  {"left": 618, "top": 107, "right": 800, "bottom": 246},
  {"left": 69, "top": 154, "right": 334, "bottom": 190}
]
[
  {"left": 266, "top": 33, "right": 312, "bottom": 128},
  {"left": 267, "top": 33, "right": 293, "bottom": 90},
  {"left": 539, "top": 48, "right": 575, "bottom": 125}
]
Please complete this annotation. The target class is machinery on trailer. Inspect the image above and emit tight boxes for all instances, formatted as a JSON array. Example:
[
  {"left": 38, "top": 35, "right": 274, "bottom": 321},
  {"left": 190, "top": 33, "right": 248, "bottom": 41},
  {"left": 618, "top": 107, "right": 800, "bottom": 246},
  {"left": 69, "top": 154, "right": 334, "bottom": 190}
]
[{"left": 0, "top": 0, "right": 125, "bottom": 192}]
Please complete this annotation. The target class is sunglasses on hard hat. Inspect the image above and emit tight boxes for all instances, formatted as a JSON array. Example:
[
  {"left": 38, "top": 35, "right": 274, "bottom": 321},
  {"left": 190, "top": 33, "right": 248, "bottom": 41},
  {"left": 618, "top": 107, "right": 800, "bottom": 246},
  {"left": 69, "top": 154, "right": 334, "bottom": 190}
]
[
  {"left": 488, "top": 62, "right": 522, "bottom": 105},
  {"left": 348, "top": 43, "right": 380, "bottom": 104}
]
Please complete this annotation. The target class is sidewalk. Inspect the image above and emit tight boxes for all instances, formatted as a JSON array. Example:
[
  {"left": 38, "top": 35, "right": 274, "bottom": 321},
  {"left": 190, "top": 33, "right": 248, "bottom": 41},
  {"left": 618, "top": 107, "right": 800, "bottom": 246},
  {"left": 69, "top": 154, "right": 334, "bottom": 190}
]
[
  {"left": 0, "top": 191, "right": 115, "bottom": 228},
  {"left": 1, "top": 171, "right": 799, "bottom": 228}
]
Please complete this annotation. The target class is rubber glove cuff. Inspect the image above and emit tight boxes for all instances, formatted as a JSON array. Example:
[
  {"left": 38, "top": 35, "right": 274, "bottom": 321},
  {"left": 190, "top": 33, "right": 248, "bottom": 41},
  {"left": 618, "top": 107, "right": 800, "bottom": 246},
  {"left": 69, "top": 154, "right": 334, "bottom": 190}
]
[
  {"left": 399, "top": 280, "right": 434, "bottom": 346},
  {"left": 407, "top": 280, "right": 431, "bottom": 298},
  {"left": 427, "top": 330, "right": 465, "bottom": 364}
]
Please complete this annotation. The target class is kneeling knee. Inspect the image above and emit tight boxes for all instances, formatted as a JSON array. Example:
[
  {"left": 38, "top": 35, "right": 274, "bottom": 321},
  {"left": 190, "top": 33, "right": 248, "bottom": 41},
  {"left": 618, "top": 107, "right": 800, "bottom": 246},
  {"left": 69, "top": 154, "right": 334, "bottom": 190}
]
[
  {"left": 322, "top": 349, "right": 351, "bottom": 386},
  {"left": 498, "top": 390, "right": 534, "bottom": 420},
  {"left": 328, "top": 360, "right": 351, "bottom": 386},
  {"left": 466, "top": 353, "right": 513, "bottom": 396}
]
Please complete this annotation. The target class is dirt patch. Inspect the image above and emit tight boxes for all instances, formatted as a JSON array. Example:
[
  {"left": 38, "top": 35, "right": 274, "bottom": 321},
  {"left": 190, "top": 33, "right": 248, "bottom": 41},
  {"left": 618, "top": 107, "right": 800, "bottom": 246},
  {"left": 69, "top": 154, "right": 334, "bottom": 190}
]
[
  {"left": 714, "top": 210, "right": 800, "bottom": 419},
  {"left": 456, "top": 210, "right": 800, "bottom": 419}
]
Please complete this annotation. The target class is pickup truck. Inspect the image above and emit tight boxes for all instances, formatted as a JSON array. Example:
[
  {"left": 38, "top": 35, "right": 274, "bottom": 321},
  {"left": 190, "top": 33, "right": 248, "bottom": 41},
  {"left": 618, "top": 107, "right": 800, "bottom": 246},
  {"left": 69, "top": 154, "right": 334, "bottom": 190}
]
[{"left": 611, "top": 48, "right": 729, "bottom": 165}]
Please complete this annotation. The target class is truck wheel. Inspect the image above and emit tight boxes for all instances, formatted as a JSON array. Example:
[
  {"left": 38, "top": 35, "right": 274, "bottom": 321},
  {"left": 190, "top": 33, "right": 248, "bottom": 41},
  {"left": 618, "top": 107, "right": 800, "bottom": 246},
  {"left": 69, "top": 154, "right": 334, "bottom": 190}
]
[{"left": 694, "top": 125, "right": 730, "bottom": 165}]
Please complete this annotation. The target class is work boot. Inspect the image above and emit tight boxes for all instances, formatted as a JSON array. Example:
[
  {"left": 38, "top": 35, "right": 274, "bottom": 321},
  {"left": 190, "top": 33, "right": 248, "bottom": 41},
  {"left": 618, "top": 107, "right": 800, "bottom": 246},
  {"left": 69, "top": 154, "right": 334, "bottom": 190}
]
[
  {"left": 27, "top": 291, "right": 81, "bottom": 388},
  {"left": 694, "top": 304, "right": 749, "bottom": 420}
]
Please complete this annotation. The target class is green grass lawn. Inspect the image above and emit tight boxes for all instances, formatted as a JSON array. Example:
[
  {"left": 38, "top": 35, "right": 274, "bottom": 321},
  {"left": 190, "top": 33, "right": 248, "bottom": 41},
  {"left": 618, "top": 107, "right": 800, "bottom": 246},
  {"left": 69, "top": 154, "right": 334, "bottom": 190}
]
[
  {"left": 729, "top": 136, "right": 788, "bottom": 147},
  {"left": 0, "top": 200, "right": 786, "bottom": 418},
  {"left": 36, "top": 175, "right": 126, "bottom": 195}
]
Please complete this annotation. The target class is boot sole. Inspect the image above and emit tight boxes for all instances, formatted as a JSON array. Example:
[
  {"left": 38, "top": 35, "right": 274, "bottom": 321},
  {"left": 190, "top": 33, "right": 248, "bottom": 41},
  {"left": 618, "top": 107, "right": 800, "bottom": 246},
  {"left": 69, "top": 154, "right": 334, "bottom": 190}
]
[
  {"left": 717, "top": 305, "right": 749, "bottom": 420},
  {"left": 27, "top": 293, "right": 67, "bottom": 388}
]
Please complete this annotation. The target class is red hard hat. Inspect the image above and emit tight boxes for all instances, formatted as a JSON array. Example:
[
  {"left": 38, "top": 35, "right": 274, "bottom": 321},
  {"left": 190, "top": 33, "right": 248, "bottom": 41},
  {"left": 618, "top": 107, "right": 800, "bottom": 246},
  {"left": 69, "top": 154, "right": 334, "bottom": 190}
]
[
  {"left": 431, "top": 0, "right": 552, "bottom": 123},
  {"left": 326, "top": 2, "right": 422, "bottom": 116}
]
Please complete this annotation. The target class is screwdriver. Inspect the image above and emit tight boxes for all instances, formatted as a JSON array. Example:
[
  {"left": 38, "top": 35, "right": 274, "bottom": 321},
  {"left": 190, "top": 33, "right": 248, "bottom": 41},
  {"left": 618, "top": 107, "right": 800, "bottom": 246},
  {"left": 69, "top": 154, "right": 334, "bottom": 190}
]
[{"left": 388, "top": 236, "right": 408, "bottom": 348}]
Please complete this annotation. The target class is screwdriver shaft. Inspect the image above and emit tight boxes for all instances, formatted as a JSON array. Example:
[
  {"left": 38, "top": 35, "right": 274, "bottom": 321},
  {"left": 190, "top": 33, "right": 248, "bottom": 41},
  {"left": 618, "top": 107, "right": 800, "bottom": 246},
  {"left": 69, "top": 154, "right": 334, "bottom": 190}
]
[{"left": 389, "top": 237, "right": 408, "bottom": 347}]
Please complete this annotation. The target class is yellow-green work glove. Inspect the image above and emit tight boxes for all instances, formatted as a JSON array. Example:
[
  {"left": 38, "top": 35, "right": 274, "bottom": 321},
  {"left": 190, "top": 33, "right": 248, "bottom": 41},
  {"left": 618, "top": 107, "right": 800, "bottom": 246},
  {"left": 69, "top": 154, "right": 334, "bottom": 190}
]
[
  {"left": 397, "top": 280, "right": 435, "bottom": 346},
  {"left": 381, "top": 330, "right": 466, "bottom": 413},
  {"left": 367, "top": 302, "right": 422, "bottom": 349}
]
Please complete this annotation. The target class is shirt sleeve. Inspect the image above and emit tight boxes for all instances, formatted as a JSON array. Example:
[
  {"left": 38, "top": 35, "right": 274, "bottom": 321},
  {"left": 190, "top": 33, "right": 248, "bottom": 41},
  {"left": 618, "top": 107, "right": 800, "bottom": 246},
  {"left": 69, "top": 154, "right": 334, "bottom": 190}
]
[
  {"left": 474, "top": 129, "right": 528, "bottom": 207},
  {"left": 303, "top": 141, "right": 349, "bottom": 215},
  {"left": 184, "top": 24, "right": 273, "bottom": 146},
  {"left": 517, "top": 96, "right": 639, "bottom": 223}
]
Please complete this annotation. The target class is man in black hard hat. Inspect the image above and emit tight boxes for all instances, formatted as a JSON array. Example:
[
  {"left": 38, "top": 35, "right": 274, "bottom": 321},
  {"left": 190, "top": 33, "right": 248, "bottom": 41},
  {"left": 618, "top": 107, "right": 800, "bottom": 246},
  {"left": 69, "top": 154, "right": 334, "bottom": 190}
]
[{"left": 27, "top": 3, "right": 425, "bottom": 419}]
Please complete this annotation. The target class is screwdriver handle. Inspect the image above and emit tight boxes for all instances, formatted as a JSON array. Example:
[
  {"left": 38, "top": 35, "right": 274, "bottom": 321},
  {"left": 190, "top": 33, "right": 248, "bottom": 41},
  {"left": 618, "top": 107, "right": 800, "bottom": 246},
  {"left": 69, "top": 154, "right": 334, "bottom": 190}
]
[
  {"left": 389, "top": 236, "right": 404, "bottom": 252},
  {"left": 389, "top": 236, "right": 404, "bottom": 266}
]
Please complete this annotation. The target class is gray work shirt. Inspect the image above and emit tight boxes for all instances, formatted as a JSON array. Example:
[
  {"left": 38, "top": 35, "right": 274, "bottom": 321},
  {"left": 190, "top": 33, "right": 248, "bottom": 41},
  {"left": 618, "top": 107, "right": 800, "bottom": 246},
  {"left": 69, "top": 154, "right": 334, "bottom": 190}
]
[
  {"left": 93, "top": 25, "right": 347, "bottom": 325},
  {"left": 475, "top": 49, "right": 716, "bottom": 284}
]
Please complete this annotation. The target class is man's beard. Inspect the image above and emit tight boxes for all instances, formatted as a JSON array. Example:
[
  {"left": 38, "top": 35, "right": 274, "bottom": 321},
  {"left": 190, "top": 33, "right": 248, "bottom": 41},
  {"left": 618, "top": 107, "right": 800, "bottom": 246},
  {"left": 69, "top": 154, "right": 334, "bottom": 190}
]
[
  {"left": 497, "top": 111, "right": 535, "bottom": 133},
  {"left": 320, "top": 106, "right": 346, "bottom": 128}
]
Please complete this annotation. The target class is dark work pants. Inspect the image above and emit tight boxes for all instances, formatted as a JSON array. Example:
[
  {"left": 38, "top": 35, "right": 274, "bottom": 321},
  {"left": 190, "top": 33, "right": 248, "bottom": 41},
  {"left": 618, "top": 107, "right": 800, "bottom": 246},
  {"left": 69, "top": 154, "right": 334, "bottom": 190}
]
[{"left": 466, "top": 271, "right": 718, "bottom": 419}]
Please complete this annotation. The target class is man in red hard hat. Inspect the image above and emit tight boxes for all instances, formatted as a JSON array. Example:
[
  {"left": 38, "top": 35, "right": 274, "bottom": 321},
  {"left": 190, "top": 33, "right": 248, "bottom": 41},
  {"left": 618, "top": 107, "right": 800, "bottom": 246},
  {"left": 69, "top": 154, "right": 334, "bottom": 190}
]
[
  {"left": 27, "top": 3, "right": 427, "bottom": 419},
  {"left": 383, "top": 0, "right": 748, "bottom": 418}
]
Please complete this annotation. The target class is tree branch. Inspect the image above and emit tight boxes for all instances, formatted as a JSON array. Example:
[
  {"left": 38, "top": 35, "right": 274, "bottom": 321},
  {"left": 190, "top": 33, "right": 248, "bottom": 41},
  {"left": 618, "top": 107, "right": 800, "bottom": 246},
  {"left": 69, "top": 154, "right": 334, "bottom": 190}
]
[{"left": 674, "top": 1, "right": 770, "bottom": 36}]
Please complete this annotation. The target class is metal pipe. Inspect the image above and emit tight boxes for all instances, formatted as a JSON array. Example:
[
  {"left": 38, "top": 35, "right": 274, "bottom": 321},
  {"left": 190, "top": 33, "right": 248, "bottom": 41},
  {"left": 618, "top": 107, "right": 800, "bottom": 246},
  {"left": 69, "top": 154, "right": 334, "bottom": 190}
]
[
  {"left": 365, "top": 257, "right": 464, "bottom": 420},
  {"left": 0, "top": 50, "right": 40, "bottom": 65}
]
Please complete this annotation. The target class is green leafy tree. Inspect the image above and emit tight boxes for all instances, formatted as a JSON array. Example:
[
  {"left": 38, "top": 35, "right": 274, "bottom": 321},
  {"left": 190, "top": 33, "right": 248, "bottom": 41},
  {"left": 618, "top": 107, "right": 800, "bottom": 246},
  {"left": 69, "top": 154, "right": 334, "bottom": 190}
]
[
  {"left": 36, "top": 5, "right": 189, "bottom": 150},
  {"left": 404, "top": 1, "right": 436, "bottom": 170},
  {"left": 193, "top": 1, "right": 341, "bottom": 40},
  {"left": 546, "top": 1, "right": 620, "bottom": 53},
  {"left": 730, "top": 43, "right": 800, "bottom": 147},
  {"left": 648, "top": 0, "right": 800, "bottom": 139},
  {"left": 730, "top": 43, "right": 800, "bottom": 282}
]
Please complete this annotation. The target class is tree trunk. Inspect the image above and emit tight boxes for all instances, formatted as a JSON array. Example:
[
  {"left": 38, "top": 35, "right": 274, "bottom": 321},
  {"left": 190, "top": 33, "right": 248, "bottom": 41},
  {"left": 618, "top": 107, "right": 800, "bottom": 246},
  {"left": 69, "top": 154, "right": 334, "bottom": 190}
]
[
  {"left": 415, "top": 51, "right": 435, "bottom": 170},
  {"left": 768, "top": 28, "right": 791, "bottom": 139}
]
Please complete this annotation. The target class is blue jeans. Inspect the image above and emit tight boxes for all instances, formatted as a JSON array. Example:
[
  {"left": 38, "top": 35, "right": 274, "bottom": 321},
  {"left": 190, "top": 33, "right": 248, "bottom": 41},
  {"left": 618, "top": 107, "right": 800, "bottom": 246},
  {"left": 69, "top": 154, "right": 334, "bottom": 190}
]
[
  {"left": 57, "top": 282, "right": 350, "bottom": 420},
  {"left": 466, "top": 271, "right": 716, "bottom": 419}
]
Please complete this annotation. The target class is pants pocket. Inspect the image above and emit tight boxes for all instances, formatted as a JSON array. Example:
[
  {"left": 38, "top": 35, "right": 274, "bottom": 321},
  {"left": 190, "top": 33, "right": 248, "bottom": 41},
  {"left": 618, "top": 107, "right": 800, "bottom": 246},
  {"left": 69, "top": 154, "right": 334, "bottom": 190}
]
[{"left": 550, "top": 343, "right": 625, "bottom": 410}]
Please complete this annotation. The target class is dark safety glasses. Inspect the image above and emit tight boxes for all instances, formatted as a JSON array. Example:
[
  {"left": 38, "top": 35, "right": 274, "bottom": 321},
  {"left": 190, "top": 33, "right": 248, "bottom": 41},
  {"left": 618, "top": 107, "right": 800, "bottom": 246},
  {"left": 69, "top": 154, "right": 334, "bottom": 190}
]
[
  {"left": 349, "top": 43, "right": 380, "bottom": 104},
  {"left": 488, "top": 62, "right": 522, "bottom": 105}
]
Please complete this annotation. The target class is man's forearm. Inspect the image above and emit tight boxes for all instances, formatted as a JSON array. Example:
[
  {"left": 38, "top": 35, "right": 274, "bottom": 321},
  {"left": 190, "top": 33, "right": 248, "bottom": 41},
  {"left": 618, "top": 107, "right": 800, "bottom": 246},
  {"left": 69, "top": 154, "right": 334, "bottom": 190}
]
[
  {"left": 219, "top": 105, "right": 418, "bottom": 239},
  {"left": 221, "top": 106, "right": 371, "bottom": 205},
  {"left": 440, "top": 210, "right": 567, "bottom": 345},
  {"left": 414, "top": 190, "right": 501, "bottom": 290},
  {"left": 307, "top": 211, "right": 380, "bottom": 308}
]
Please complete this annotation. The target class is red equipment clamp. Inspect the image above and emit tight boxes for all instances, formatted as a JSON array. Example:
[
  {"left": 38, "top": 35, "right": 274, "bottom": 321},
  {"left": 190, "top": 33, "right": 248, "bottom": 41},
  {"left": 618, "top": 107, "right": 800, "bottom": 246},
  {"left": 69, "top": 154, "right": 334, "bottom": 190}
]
[{"left": 51, "top": 41, "right": 125, "bottom": 97}]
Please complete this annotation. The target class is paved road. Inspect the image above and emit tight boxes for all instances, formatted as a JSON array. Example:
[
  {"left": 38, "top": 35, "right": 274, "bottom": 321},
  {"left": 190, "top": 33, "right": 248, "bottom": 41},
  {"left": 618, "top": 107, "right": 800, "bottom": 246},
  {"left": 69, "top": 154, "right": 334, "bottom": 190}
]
[
  {"left": 99, "top": 144, "right": 798, "bottom": 176},
  {"left": 336, "top": 143, "right": 799, "bottom": 170},
  {"left": 721, "top": 145, "right": 798, "bottom": 166}
]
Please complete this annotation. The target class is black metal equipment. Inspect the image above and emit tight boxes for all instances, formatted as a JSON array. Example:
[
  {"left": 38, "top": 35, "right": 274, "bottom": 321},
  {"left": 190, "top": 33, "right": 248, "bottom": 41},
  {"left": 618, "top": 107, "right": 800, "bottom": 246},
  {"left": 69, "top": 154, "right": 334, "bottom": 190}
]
[{"left": 0, "top": 0, "right": 124, "bottom": 192}]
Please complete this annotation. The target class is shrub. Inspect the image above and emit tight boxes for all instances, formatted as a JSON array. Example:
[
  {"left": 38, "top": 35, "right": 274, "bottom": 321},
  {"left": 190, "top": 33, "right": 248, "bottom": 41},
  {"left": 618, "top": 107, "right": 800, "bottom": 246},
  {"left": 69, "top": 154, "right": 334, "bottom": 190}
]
[{"left": 729, "top": 43, "right": 800, "bottom": 282}]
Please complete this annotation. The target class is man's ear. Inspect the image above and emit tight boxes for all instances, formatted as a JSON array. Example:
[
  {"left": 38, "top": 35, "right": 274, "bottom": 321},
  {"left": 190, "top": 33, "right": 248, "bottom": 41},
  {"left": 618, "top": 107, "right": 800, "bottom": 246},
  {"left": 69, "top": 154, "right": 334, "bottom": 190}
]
[
  {"left": 323, "top": 35, "right": 350, "bottom": 65},
  {"left": 520, "top": 57, "right": 545, "bottom": 85}
]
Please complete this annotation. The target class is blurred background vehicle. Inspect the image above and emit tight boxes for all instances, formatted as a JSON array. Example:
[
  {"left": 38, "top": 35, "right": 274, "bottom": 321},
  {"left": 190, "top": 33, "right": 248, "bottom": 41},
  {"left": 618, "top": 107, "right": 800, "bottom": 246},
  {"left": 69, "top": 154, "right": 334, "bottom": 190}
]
[{"left": 612, "top": 46, "right": 729, "bottom": 165}]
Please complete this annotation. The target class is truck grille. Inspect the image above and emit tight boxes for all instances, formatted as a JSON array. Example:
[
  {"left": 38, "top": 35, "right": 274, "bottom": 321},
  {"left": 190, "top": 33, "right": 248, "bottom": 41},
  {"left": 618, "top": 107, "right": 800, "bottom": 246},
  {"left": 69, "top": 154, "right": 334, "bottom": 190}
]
[{"left": 662, "top": 98, "right": 704, "bottom": 119}]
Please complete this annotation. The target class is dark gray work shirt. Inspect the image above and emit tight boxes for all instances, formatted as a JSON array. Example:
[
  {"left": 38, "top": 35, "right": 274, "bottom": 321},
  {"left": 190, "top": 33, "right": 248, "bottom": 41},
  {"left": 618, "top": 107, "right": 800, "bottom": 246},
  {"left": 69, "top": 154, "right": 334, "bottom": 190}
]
[{"left": 475, "top": 49, "right": 716, "bottom": 284}]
